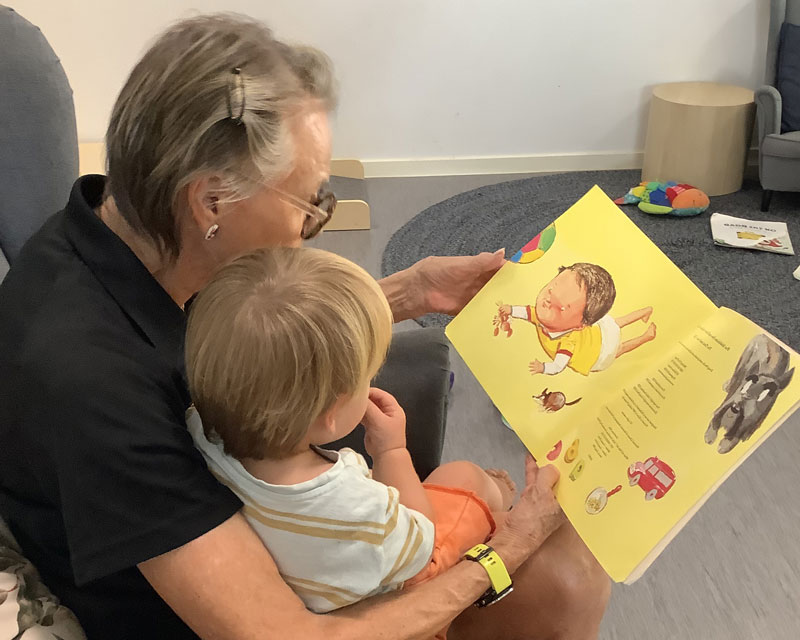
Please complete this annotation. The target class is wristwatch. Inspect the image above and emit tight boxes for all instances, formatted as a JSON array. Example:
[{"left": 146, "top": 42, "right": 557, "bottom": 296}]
[{"left": 463, "top": 544, "right": 514, "bottom": 607}]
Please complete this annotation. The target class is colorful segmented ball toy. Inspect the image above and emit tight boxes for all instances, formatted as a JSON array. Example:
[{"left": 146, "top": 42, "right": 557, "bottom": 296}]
[
  {"left": 511, "top": 223, "right": 556, "bottom": 264},
  {"left": 614, "top": 181, "right": 710, "bottom": 217}
]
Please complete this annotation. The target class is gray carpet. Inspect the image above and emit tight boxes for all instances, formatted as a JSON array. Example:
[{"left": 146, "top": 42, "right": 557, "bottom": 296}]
[{"left": 382, "top": 170, "right": 800, "bottom": 349}]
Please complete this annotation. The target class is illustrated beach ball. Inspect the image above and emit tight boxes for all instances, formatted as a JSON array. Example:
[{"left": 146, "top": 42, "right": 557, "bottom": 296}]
[{"left": 511, "top": 224, "right": 556, "bottom": 264}]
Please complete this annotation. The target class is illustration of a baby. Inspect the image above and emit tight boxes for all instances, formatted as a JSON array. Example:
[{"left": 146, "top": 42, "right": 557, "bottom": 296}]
[{"left": 498, "top": 263, "right": 656, "bottom": 376}]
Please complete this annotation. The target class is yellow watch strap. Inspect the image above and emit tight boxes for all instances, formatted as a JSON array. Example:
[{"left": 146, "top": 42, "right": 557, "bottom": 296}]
[{"left": 464, "top": 544, "right": 512, "bottom": 594}]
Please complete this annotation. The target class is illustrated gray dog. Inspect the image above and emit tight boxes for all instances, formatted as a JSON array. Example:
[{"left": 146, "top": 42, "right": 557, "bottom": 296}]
[{"left": 705, "top": 334, "right": 794, "bottom": 454}]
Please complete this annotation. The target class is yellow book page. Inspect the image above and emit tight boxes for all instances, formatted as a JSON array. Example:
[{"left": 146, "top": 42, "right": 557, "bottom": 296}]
[
  {"left": 556, "top": 307, "right": 800, "bottom": 582},
  {"left": 446, "top": 185, "right": 718, "bottom": 461},
  {"left": 446, "top": 187, "right": 800, "bottom": 581}
]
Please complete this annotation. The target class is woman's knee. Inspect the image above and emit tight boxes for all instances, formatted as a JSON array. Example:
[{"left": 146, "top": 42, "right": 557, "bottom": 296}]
[
  {"left": 554, "top": 552, "right": 611, "bottom": 614},
  {"left": 450, "top": 532, "right": 610, "bottom": 640},
  {"left": 538, "top": 531, "right": 611, "bottom": 634}
]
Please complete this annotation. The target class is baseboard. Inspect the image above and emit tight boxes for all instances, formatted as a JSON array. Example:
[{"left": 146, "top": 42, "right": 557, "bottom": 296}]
[
  {"left": 361, "top": 149, "right": 761, "bottom": 179},
  {"left": 81, "top": 142, "right": 759, "bottom": 181},
  {"left": 361, "top": 152, "right": 645, "bottom": 178},
  {"left": 81, "top": 145, "right": 646, "bottom": 179}
]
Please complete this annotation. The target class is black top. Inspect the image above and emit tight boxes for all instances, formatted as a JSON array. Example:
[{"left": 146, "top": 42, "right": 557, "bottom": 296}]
[{"left": 0, "top": 176, "right": 242, "bottom": 639}]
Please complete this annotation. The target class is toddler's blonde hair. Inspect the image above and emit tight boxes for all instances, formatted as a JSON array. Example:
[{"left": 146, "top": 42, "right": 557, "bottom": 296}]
[{"left": 186, "top": 247, "right": 393, "bottom": 459}]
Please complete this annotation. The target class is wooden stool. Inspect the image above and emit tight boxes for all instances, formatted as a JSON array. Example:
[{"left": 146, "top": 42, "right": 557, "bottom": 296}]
[
  {"left": 328, "top": 159, "right": 370, "bottom": 231},
  {"left": 641, "top": 82, "right": 755, "bottom": 196}
]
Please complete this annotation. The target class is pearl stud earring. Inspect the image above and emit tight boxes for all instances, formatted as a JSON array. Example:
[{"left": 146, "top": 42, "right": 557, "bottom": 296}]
[{"left": 205, "top": 224, "right": 219, "bottom": 240}]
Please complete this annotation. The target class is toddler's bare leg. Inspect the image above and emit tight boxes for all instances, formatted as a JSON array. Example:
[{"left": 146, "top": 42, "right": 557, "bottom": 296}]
[
  {"left": 424, "top": 461, "right": 515, "bottom": 512},
  {"left": 617, "top": 323, "right": 657, "bottom": 358},
  {"left": 484, "top": 469, "right": 516, "bottom": 511},
  {"left": 614, "top": 306, "right": 653, "bottom": 329}
]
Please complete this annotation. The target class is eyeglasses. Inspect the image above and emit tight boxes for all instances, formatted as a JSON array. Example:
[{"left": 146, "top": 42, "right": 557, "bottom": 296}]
[{"left": 272, "top": 184, "right": 337, "bottom": 240}]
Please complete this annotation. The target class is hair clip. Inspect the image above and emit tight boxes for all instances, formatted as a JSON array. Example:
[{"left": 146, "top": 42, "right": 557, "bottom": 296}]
[{"left": 227, "top": 67, "right": 246, "bottom": 124}]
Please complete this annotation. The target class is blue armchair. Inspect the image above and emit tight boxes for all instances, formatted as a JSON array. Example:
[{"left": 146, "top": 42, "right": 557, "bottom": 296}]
[
  {"left": 0, "top": 5, "right": 78, "bottom": 277},
  {"left": 0, "top": 7, "right": 87, "bottom": 638},
  {"left": 756, "top": 0, "right": 800, "bottom": 211}
]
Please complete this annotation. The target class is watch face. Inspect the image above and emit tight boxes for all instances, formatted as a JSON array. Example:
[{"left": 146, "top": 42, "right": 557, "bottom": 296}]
[
  {"left": 477, "top": 585, "right": 514, "bottom": 608},
  {"left": 491, "top": 585, "right": 514, "bottom": 605}
]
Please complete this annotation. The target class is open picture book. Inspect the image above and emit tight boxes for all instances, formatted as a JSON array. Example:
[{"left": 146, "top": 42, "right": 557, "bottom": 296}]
[{"left": 446, "top": 186, "right": 800, "bottom": 583}]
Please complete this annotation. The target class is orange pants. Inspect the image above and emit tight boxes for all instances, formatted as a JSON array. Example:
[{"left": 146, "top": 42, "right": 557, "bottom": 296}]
[{"left": 405, "top": 484, "right": 497, "bottom": 639}]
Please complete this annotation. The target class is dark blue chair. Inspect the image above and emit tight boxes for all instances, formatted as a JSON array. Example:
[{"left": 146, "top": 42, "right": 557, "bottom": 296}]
[{"left": 0, "top": 5, "right": 78, "bottom": 279}]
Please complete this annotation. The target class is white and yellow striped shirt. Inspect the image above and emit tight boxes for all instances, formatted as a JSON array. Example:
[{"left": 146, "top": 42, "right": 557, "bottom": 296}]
[{"left": 187, "top": 409, "right": 435, "bottom": 613}]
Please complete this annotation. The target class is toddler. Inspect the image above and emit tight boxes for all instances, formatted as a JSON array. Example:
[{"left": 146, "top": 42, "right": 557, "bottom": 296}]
[{"left": 185, "top": 247, "right": 515, "bottom": 617}]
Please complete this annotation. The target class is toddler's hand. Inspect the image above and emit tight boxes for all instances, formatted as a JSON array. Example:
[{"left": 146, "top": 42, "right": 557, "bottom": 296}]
[
  {"left": 529, "top": 359, "right": 545, "bottom": 375},
  {"left": 362, "top": 388, "right": 407, "bottom": 458}
]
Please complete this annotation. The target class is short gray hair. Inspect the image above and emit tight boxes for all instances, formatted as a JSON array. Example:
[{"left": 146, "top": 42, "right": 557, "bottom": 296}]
[{"left": 105, "top": 13, "right": 337, "bottom": 258}]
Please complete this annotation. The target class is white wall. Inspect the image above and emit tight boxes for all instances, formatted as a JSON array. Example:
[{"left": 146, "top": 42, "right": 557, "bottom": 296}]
[{"left": 13, "top": 0, "right": 769, "bottom": 174}]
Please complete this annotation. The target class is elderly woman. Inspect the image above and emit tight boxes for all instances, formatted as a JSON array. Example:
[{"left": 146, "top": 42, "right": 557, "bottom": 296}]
[{"left": 0, "top": 13, "right": 609, "bottom": 640}]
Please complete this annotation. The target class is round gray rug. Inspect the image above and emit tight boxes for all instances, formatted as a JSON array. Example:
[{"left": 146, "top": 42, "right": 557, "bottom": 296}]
[{"left": 381, "top": 170, "right": 800, "bottom": 349}]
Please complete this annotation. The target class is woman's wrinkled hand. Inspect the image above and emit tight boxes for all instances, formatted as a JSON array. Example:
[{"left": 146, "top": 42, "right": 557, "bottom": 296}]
[
  {"left": 491, "top": 455, "right": 565, "bottom": 571},
  {"left": 414, "top": 250, "right": 506, "bottom": 317}
]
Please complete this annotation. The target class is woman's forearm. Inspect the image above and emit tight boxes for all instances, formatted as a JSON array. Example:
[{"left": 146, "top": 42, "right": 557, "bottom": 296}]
[
  {"left": 140, "top": 512, "right": 522, "bottom": 640},
  {"left": 378, "top": 264, "right": 424, "bottom": 323},
  {"left": 319, "top": 555, "right": 488, "bottom": 639}
]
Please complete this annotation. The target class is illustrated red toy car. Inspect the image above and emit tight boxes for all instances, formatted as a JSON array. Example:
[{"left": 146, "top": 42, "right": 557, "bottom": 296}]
[{"left": 627, "top": 456, "right": 676, "bottom": 501}]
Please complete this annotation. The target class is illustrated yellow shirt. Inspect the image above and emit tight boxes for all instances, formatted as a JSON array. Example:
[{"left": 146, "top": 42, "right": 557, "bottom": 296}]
[{"left": 513, "top": 305, "right": 602, "bottom": 376}]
